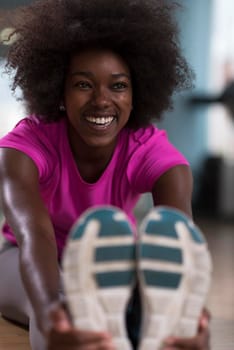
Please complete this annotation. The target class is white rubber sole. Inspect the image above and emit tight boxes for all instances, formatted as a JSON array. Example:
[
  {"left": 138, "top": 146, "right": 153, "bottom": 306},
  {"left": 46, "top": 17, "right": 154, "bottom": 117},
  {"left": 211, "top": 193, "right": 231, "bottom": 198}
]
[
  {"left": 137, "top": 206, "right": 212, "bottom": 350},
  {"left": 62, "top": 206, "right": 136, "bottom": 350}
]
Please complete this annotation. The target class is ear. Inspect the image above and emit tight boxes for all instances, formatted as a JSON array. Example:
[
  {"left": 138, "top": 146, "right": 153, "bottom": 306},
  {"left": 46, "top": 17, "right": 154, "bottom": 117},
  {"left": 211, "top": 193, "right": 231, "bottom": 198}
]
[{"left": 59, "top": 103, "right": 66, "bottom": 111}]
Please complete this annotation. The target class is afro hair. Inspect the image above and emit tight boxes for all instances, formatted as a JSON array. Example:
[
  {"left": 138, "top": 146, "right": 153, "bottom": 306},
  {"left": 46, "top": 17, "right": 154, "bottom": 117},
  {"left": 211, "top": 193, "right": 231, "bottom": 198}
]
[{"left": 5, "top": 0, "right": 193, "bottom": 128}]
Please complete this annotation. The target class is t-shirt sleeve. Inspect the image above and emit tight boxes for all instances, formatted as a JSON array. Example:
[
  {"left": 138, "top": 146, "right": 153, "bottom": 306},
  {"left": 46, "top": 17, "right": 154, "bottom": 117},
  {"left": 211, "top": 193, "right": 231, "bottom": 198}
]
[
  {"left": 0, "top": 118, "right": 56, "bottom": 183},
  {"left": 127, "top": 127, "right": 189, "bottom": 193}
]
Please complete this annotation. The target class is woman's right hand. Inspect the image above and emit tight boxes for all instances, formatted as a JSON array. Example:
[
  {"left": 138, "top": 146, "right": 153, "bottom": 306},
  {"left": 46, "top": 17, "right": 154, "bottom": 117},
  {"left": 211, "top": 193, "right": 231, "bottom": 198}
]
[{"left": 47, "top": 303, "right": 115, "bottom": 350}]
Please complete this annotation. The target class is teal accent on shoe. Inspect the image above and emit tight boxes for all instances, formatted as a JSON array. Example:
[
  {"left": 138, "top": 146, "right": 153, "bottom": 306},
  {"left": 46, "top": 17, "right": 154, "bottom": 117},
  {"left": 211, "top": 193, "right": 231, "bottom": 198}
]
[
  {"left": 95, "top": 270, "right": 136, "bottom": 288},
  {"left": 145, "top": 219, "right": 179, "bottom": 239},
  {"left": 141, "top": 244, "right": 183, "bottom": 264},
  {"left": 95, "top": 245, "right": 136, "bottom": 262},
  {"left": 143, "top": 270, "right": 182, "bottom": 288},
  {"left": 146, "top": 207, "right": 205, "bottom": 244},
  {"left": 188, "top": 225, "right": 205, "bottom": 244},
  {"left": 71, "top": 207, "right": 133, "bottom": 240}
]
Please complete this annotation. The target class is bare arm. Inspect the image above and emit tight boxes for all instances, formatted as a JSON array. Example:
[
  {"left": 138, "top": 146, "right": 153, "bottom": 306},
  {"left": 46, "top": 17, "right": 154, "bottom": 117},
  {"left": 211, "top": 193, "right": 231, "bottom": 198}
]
[
  {"left": 0, "top": 148, "right": 60, "bottom": 333},
  {"left": 152, "top": 164, "right": 193, "bottom": 217},
  {"left": 0, "top": 148, "right": 118, "bottom": 349}
]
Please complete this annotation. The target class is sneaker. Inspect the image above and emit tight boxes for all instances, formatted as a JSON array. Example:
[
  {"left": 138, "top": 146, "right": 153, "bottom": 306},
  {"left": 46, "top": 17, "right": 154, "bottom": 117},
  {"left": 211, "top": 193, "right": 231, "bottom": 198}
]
[
  {"left": 62, "top": 205, "right": 136, "bottom": 350},
  {"left": 137, "top": 206, "right": 212, "bottom": 350}
]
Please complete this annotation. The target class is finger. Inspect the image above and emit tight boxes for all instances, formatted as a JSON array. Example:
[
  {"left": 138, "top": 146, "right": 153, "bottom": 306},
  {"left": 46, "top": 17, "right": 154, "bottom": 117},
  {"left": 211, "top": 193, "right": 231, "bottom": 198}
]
[
  {"left": 199, "top": 316, "right": 209, "bottom": 333},
  {"left": 48, "top": 302, "right": 71, "bottom": 332},
  {"left": 202, "top": 307, "right": 211, "bottom": 321},
  {"left": 162, "top": 344, "right": 179, "bottom": 350},
  {"left": 78, "top": 339, "right": 116, "bottom": 350},
  {"left": 48, "top": 329, "right": 115, "bottom": 349},
  {"left": 198, "top": 308, "right": 211, "bottom": 332},
  {"left": 164, "top": 308, "right": 211, "bottom": 349},
  {"left": 164, "top": 331, "right": 210, "bottom": 350},
  {"left": 165, "top": 334, "right": 200, "bottom": 348},
  {"left": 74, "top": 329, "right": 112, "bottom": 344},
  {"left": 48, "top": 328, "right": 112, "bottom": 345}
]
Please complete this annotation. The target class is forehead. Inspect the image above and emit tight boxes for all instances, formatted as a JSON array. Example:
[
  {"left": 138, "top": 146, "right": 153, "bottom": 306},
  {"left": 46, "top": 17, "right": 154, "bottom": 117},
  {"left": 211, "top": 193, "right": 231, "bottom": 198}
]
[{"left": 68, "top": 48, "right": 130, "bottom": 75}]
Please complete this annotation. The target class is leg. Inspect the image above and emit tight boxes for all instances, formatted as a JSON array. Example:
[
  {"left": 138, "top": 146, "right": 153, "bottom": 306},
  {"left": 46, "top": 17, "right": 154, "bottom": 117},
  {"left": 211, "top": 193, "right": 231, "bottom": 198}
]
[{"left": 0, "top": 245, "right": 46, "bottom": 350}]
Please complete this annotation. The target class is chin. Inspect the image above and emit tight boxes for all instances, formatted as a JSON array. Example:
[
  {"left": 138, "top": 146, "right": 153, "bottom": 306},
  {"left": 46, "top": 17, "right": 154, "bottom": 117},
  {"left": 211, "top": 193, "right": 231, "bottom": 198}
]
[{"left": 86, "top": 137, "right": 116, "bottom": 149}]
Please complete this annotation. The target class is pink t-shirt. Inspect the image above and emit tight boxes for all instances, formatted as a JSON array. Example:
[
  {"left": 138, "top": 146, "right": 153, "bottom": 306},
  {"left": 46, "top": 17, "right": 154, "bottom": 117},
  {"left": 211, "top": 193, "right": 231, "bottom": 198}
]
[{"left": 0, "top": 117, "right": 189, "bottom": 257}]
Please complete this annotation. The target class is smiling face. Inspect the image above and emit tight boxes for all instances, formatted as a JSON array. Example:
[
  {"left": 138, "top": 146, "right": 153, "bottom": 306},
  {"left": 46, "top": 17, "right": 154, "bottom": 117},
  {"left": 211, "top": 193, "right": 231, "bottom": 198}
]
[{"left": 64, "top": 48, "right": 133, "bottom": 152}]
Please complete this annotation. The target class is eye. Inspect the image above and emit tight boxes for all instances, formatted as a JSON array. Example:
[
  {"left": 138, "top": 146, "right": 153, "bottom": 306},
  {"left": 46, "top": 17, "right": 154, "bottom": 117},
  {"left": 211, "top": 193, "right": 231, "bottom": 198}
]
[
  {"left": 112, "top": 82, "right": 129, "bottom": 90},
  {"left": 74, "top": 81, "right": 92, "bottom": 90}
]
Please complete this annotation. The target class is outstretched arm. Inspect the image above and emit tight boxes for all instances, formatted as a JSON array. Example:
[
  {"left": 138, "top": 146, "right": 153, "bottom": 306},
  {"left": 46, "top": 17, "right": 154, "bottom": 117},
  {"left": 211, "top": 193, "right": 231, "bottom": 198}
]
[
  {"left": 152, "top": 164, "right": 193, "bottom": 217},
  {"left": 0, "top": 148, "right": 115, "bottom": 349},
  {"left": 0, "top": 148, "right": 61, "bottom": 333}
]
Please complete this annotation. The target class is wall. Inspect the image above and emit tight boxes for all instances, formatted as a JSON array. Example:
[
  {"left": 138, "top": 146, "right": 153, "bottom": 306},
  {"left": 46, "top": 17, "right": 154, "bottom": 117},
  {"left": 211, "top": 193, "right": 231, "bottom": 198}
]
[
  {"left": 135, "top": 0, "right": 214, "bottom": 216},
  {"left": 159, "top": 0, "right": 213, "bottom": 173},
  {"left": 157, "top": 0, "right": 214, "bottom": 200}
]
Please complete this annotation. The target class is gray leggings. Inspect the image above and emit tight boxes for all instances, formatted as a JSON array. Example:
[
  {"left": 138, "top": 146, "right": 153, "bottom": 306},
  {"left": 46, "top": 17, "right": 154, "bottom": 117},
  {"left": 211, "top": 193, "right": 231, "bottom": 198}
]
[{"left": 0, "top": 242, "right": 48, "bottom": 350}]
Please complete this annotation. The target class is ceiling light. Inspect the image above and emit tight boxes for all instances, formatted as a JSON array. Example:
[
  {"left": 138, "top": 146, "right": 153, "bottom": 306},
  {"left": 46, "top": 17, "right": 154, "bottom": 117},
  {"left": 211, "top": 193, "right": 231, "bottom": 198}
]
[{"left": 0, "top": 27, "right": 17, "bottom": 45}]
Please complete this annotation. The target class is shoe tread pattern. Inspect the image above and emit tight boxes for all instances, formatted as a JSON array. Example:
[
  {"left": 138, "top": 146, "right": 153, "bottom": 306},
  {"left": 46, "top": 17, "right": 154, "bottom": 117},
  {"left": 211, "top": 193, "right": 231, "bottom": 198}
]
[
  {"left": 138, "top": 206, "right": 212, "bottom": 350},
  {"left": 62, "top": 206, "right": 136, "bottom": 350}
]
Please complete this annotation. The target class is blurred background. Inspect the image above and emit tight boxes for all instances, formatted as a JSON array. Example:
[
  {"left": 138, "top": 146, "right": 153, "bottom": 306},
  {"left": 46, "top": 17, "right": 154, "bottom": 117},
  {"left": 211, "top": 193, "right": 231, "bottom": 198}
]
[{"left": 0, "top": 0, "right": 233, "bottom": 349}]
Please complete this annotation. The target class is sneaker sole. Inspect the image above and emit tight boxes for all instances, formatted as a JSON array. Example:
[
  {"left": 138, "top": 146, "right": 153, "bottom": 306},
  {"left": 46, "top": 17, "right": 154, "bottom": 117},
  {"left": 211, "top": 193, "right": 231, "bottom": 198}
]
[
  {"left": 62, "top": 205, "right": 136, "bottom": 350},
  {"left": 138, "top": 206, "right": 212, "bottom": 350}
]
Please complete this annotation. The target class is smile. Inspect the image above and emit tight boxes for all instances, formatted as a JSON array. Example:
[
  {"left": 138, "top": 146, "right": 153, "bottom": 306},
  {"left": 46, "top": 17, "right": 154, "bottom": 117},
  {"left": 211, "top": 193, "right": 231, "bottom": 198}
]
[{"left": 85, "top": 115, "right": 115, "bottom": 127}]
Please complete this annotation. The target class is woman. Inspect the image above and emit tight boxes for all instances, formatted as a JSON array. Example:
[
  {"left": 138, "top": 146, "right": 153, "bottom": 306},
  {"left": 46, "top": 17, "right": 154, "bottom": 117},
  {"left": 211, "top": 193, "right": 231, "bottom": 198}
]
[{"left": 0, "top": 0, "right": 210, "bottom": 349}]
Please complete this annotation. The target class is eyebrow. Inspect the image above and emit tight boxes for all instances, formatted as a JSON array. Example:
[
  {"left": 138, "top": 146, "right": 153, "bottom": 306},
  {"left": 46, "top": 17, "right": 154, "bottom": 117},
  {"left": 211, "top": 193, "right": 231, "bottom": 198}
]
[{"left": 71, "top": 71, "right": 131, "bottom": 80}]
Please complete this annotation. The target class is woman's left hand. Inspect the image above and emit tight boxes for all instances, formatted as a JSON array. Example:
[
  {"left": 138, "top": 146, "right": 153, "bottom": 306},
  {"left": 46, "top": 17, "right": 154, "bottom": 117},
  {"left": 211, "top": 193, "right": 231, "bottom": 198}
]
[{"left": 163, "top": 309, "right": 211, "bottom": 350}]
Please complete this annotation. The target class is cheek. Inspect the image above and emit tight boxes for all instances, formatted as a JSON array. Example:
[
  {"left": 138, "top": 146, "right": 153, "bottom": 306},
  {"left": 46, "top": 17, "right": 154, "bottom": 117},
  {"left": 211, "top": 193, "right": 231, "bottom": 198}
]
[
  {"left": 120, "top": 94, "right": 133, "bottom": 111},
  {"left": 65, "top": 93, "right": 86, "bottom": 113},
  {"left": 64, "top": 95, "right": 82, "bottom": 122},
  {"left": 65, "top": 100, "right": 77, "bottom": 118}
]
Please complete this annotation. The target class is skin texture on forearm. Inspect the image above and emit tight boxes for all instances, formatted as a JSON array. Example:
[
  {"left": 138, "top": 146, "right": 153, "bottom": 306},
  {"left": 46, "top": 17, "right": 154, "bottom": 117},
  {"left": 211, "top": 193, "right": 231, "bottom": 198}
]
[
  {"left": 0, "top": 148, "right": 61, "bottom": 333},
  {"left": 19, "top": 231, "right": 61, "bottom": 333},
  {"left": 152, "top": 165, "right": 193, "bottom": 218}
]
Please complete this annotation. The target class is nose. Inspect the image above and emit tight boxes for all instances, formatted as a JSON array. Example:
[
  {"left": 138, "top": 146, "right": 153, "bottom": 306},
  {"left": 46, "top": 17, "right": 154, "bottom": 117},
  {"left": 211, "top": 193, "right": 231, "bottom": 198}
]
[{"left": 91, "top": 86, "right": 111, "bottom": 108}]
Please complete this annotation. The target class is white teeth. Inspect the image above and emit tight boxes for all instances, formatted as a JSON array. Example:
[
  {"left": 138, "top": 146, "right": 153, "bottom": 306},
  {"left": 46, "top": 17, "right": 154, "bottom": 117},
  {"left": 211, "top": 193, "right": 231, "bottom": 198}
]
[{"left": 86, "top": 116, "right": 114, "bottom": 125}]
